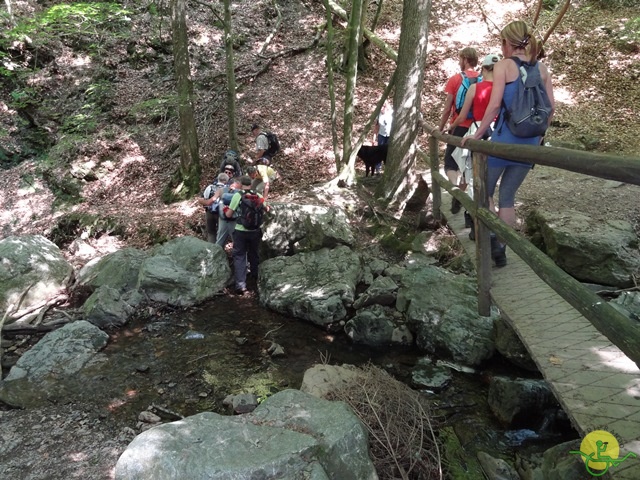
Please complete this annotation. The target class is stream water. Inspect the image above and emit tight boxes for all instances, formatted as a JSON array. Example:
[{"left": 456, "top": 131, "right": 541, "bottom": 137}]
[{"left": 21, "top": 293, "right": 579, "bottom": 470}]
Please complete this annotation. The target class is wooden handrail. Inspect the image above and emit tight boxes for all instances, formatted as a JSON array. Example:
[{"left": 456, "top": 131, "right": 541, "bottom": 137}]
[
  {"left": 421, "top": 121, "right": 640, "bottom": 367},
  {"left": 423, "top": 120, "right": 640, "bottom": 186}
]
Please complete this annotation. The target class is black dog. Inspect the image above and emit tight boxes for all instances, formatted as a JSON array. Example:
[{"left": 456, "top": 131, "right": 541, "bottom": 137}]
[{"left": 357, "top": 144, "right": 388, "bottom": 177}]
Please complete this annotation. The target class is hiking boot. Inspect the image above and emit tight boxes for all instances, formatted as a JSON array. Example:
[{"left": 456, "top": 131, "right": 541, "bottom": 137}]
[
  {"left": 464, "top": 211, "right": 473, "bottom": 228},
  {"left": 234, "top": 287, "right": 248, "bottom": 296},
  {"left": 451, "top": 197, "right": 461, "bottom": 214},
  {"left": 490, "top": 235, "right": 507, "bottom": 267}
]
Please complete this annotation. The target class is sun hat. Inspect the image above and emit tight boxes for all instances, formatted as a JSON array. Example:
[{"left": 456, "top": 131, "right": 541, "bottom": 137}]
[{"left": 482, "top": 54, "right": 500, "bottom": 67}]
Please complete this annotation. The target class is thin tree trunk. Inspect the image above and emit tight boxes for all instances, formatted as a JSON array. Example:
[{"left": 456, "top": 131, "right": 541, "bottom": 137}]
[
  {"left": 170, "top": 0, "right": 201, "bottom": 199},
  {"left": 357, "top": 0, "right": 369, "bottom": 71},
  {"left": 340, "top": 0, "right": 364, "bottom": 183},
  {"left": 223, "top": 0, "right": 239, "bottom": 151},
  {"left": 370, "top": 0, "right": 383, "bottom": 33},
  {"left": 375, "top": 0, "right": 431, "bottom": 208},
  {"left": 323, "top": 0, "right": 341, "bottom": 169}
]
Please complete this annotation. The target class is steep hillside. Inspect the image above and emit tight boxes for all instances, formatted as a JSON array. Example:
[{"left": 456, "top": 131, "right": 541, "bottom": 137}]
[{"left": 0, "top": 0, "right": 638, "bottom": 261}]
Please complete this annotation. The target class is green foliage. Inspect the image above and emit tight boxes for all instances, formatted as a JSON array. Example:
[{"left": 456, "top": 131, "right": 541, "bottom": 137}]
[
  {"left": 49, "top": 212, "right": 126, "bottom": 248},
  {"left": 46, "top": 134, "right": 87, "bottom": 165},
  {"left": 40, "top": 164, "right": 84, "bottom": 206},
  {"left": 5, "top": 2, "right": 131, "bottom": 42},
  {"left": 129, "top": 96, "right": 178, "bottom": 124},
  {"left": 0, "top": 2, "right": 132, "bottom": 76},
  {"left": 588, "top": 0, "right": 638, "bottom": 8},
  {"left": 613, "top": 17, "right": 640, "bottom": 52},
  {"left": 9, "top": 87, "right": 39, "bottom": 110}
]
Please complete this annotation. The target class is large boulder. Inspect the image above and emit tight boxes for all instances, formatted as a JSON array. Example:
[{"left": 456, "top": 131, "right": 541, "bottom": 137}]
[
  {"left": 0, "top": 235, "right": 73, "bottom": 322},
  {"left": 487, "top": 376, "right": 558, "bottom": 427},
  {"left": 396, "top": 254, "right": 497, "bottom": 366},
  {"left": 137, "top": 236, "right": 231, "bottom": 306},
  {"left": 115, "top": 389, "right": 377, "bottom": 480},
  {"left": 345, "top": 305, "right": 413, "bottom": 346},
  {"left": 258, "top": 246, "right": 362, "bottom": 326},
  {"left": 262, "top": 204, "right": 355, "bottom": 258},
  {"left": 526, "top": 209, "right": 640, "bottom": 287},
  {"left": 494, "top": 317, "right": 539, "bottom": 372},
  {"left": 76, "top": 247, "right": 149, "bottom": 293},
  {"left": 0, "top": 320, "right": 109, "bottom": 408}
]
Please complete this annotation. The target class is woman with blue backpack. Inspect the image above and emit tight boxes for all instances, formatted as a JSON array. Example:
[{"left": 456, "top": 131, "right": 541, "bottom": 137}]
[{"left": 462, "top": 20, "right": 555, "bottom": 267}]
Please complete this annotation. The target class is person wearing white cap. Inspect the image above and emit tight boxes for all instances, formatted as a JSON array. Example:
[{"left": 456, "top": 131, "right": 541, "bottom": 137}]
[
  {"left": 450, "top": 53, "right": 500, "bottom": 132},
  {"left": 450, "top": 53, "right": 501, "bottom": 240}
]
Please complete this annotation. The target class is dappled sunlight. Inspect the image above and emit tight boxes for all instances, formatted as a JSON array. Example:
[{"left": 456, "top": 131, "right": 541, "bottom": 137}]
[
  {"left": 552, "top": 85, "right": 574, "bottom": 105},
  {"left": 69, "top": 452, "right": 88, "bottom": 462},
  {"left": 591, "top": 347, "right": 640, "bottom": 374}
]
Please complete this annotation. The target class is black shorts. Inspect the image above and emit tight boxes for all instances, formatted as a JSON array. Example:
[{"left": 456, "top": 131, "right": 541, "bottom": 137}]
[{"left": 443, "top": 125, "right": 469, "bottom": 172}]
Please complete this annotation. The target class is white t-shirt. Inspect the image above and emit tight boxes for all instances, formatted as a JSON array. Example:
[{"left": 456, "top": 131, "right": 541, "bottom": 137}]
[{"left": 378, "top": 109, "right": 393, "bottom": 137}]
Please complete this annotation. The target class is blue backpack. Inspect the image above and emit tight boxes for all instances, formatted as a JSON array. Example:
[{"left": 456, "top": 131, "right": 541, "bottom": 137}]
[
  {"left": 218, "top": 187, "right": 239, "bottom": 220},
  {"left": 455, "top": 72, "right": 482, "bottom": 117},
  {"left": 501, "top": 57, "right": 552, "bottom": 138},
  {"left": 203, "top": 181, "right": 226, "bottom": 214}
]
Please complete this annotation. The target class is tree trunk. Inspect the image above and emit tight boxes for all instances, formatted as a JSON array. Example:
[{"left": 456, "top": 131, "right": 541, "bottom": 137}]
[
  {"left": 223, "top": 0, "right": 239, "bottom": 152},
  {"left": 357, "top": 0, "right": 369, "bottom": 71},
  {"left": 375, "top": 0, "right": 431, "bottom": 208},
  {"left": 339, "top": 0, "right": 364, "bottom": 183},
  {"left": 323, "top": 0, "right": 341, "bottom": 169},
  {"left": 169, "top": 0, "right": 201, "bottom": 201}
]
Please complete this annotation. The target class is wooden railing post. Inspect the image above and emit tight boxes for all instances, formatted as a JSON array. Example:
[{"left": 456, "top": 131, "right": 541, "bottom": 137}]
[
  {"left": 429, "top": 135, "right": 441, "bottom": 221},
  {"left": 473, "top": 152, "right": 492, "bottom": 316}
]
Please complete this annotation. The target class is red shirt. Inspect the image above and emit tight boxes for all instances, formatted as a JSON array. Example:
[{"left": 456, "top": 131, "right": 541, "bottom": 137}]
[
  {"left": 444, "top": 69, "right": 480, "bottom": 128},
  {"left": 472, "top": 81, "right": 493, "bottom": 121}
]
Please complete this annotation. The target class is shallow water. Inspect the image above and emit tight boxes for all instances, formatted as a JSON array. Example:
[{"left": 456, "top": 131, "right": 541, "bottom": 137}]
[{"left": 21, "top": 293, "right": 578, "bottom": 464}]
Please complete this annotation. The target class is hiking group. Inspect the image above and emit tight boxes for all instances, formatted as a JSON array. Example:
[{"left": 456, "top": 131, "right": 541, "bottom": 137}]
[
  {"left": 440, "top": 20, "right": 555, "bottom": 268},
  {"left": 197, "top": 123, "right": 279, "bottom": 295}
]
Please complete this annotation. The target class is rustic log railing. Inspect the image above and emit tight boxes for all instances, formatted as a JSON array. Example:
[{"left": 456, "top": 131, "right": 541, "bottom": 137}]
[{"left": 421, "top": 121, "right": 640, "bottom": 367}]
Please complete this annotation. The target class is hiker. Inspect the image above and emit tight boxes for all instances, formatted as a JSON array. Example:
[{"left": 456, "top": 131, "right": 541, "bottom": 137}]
[
  {"left": 450, "top": 53, "right": 500, "bottom": 239},
  {"left": 197, "top": 172, "right": 230, "bottom": 243},
  {"left": 214, "top": 176, "right": 242, "bottom": 247},
  {"left": 462, "top": 20, "right": 555, "bottom": 267},
  {"left": 223, "top": 175, "right": 268, "bottom": 295},
  {"left": 251, "top": 124, "right": 280, "bottom": 163},
  {"left": 372, "top": 101, "right": 393, "bottom": 174},
  {"left": 247, "top": 159, "right": 277, "bottom": 201},
  {"left": 438, "top": 47, "right": 480, "bottom": 214},
  {"left": 218, "top": 149, "right": 243, "bottom": 176}
]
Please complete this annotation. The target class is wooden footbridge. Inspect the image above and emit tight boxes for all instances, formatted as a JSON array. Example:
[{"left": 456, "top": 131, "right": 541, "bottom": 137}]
[{"left": 423, "top": 123, "right": 640, "bottom": 479}]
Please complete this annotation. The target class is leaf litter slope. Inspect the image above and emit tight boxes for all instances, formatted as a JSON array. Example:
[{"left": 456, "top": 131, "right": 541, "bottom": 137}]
[{"left": 0, "top": 2, "right": 639, "bottom": 479}]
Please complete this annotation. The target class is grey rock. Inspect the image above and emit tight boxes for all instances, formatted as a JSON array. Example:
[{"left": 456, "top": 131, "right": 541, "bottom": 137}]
[
  {"left": 76, "top": 247, "right": 149, "bottom": 293},
  {"left": 397, "top": 255, "right": 497, "bottom": 366},
  {"left": 115, "top": 389, "right": 377, "bottom": 480},
  {"left": 494, "top": 317, "right": 538, "bottom": 372},
  {"left": 0, "top": 235, "right": 73, "bottom": 322},
  {"left": 82, "top": 286, "right": 143, "bottom": 327},
  {"left": 137, "top": 236, "right": 231, "bottom": 306},
  {"left": 262, "top": 203, "right": 355, "bottom": 258},
  {"left": 411, "top": 359, "right": 452, "bottom": 391},
  {"left": 253, "top": 390, "right": 377, "bottom": 480},
  {"left": 526, "top": 209, "right": 640, "bottom": 287},
  {"left": 353, "top": 275, "right": 398, "bottom": 309},
  {"left": 477, "top": 451, "right": 520, "bottom": 480},
  {"left": 0, "top": 320, "right": 109, "bottom": 408},
  {"left": 258, "top": 246, "right": 362, "bottom": 326},
  {"left": 487, "top": 376, "right": 557, "bottom": 427},
  {"left": 345, "top": 305, "right": 411, "bottom": 346}
]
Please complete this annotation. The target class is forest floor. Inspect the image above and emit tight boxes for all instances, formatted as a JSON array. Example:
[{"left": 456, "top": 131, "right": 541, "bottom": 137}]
[{"left": 1, "top": 0, "right": 639, "bottom": 479}]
